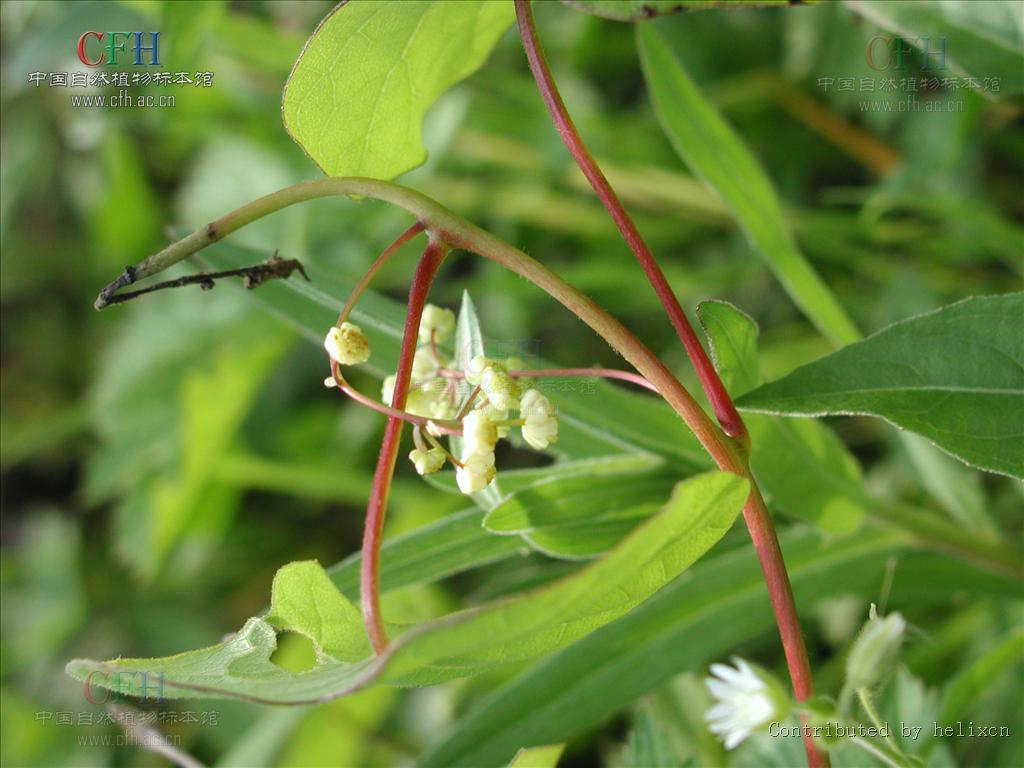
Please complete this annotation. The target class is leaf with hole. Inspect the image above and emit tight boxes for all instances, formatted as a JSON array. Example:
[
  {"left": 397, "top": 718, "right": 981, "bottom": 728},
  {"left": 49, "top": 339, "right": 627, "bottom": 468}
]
[{"left": 66, "top": 471, "right": 747, "bottom": 703}]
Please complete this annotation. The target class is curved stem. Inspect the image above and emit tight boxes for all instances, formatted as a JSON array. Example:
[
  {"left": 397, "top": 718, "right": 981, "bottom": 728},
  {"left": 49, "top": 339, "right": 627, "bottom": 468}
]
[
  {"left": 513, "top": 0, "right": 745, "bottom": 444},
  {"left": 438, "top": 366, "right": 659, "bottom": 393},
  {"left": 329, "top": 365, "right": 462, "bottom": 435},
  {"left": 361, "top": 239, "right": 448, "bottom": 654},
  {"left": 337, "top": 221, "right": 425, "bottom": 325}
]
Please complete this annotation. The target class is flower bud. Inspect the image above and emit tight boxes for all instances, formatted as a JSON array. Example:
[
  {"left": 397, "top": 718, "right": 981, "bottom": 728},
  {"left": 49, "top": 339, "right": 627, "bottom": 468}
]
[
  {"left": 480, "top": 363, "right": 519, "bottom": 410},
  {"left": 324, "top": 322, "right": 370, "bottom": 366},
  {"left": 419, "top": 304, "right": 455, "bottom": 345},
  {"left": 520, "top": 389, "right": 558, "bottom": 450},
  {"left": 456, "top": 450, "right": 495, "bottom": 494},
  {"left": 409, "top": 448, "right": 445, "bottom": 476},
  {"left": 462, "top": 410, "right": 498, "bottom": 454},
  {"left": 381, "top": 375, "right": 396, "bottom": 405},
  {"left": 411, "top": 346, "right": 442, "bottom": 382},
  {"left": 845, "top": 604, "right": 905, "bottom": 692}
]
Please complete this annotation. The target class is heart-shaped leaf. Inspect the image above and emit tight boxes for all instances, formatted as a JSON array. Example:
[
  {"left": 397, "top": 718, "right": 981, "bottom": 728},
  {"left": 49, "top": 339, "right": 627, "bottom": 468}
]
[{"left": 283, "top": 1, "right": 512, "bottom": 178}]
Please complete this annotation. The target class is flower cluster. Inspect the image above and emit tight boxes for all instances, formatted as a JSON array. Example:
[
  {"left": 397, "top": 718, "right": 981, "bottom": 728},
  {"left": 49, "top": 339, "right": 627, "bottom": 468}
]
[
  {"left": 324, "top": 305, "right": 560, "bottom": 496},
  {"left": 451, "top": 352, "right": 558, "bottom": 494}
]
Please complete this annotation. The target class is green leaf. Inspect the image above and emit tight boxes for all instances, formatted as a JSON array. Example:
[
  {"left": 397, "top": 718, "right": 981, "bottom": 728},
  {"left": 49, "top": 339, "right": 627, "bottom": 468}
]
[
  {"left": 282, "top": 1, "right": 513, "bottom": 179},
  {"left": 420, "top": 531, "right": 1019, "bottom": 767},
  {"left": 508, "top": 744, "right": 565, "bottom": 768},
  {"left": 265, "top": 561, "right": 370, "bottom": 663},
  {"left": 327, "top": 507, "right": 526, "bottom": 599},
  {"left": 698, "top": 300, "right": 866, "bottom": 534},
  {"left": 738, "top": 294, "right": 1024, "bottom": 479},
  {"left": 938, "top": 627, "right": 1024, "bottom": 726},
  {"left": 846, "top": 0, "right": 1024, "bottom": 96},
  {"left": 637, "top": 25, "right": 859, "bottom": 346},
  {"left": 66, "top": 472, "right": 747, "bottom": 703},
  {"left": 900, "top": 432, "right": 997, "bottom": 536},
  {"left": 484, "top": 469, "right": 676, "bottom": 559},
  {"left": 483, "top": 472, "right": 674, "bottom": 533},
  {"left": 622, "top": 701, "right": 679, "bottom": 768},
  {"left": 563, "top": 0, "right": 790, "bottom": 21},
  {"left": 697, "top": 300, "right": 761, "bottom": 396},
  {"left": 427, "top": 453, "right": 665, "bottom": 497}
]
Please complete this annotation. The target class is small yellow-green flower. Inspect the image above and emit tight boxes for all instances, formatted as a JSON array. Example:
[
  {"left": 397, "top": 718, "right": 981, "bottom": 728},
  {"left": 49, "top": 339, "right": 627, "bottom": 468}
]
[
  {"left": 409, "top": 448, "right": 445, "bottom": 476},
  {"left": 324, "top": 322, "right": 370, "bottom": 366},
  {"left": 456, "top": 449, "right": 496, "bottom": 494},
  {"left": 520, "top": 389, "right": 558, "bottom": 450},
  {"left": 418, "top": 304, "right": 456, "bottom": 344}
]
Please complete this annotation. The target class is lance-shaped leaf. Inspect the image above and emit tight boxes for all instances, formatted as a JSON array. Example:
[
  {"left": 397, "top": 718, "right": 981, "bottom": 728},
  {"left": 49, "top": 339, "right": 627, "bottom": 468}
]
[
  {"left": 846, "top": 0, "right": 1024, "bottom": 97},
  {"left": 737, "top": 293, "right": 1024, "bottom": 480},
  {"left": 66, "top": 472, "right": 747, "bottom": 703},
  {"left": 282, "top": 1, "right": 512, "bottom": 179},
  {"left": 637, "top": 24, "right": 859, "bottom": 346},
  {"left": 483, "top": 469, "right": 676, "bottom": 559}
]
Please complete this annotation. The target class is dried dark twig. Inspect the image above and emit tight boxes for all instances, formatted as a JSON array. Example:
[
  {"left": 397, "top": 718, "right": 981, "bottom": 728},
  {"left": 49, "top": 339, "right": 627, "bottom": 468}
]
[{"left": 94, "top": 254, "right": 308, "bottom": 310}]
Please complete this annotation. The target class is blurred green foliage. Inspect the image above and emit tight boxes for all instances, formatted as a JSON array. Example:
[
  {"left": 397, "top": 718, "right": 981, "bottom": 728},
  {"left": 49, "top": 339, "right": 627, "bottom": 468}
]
[{"left": 1, "top": 1, "right": 1021, "bottom": 767}]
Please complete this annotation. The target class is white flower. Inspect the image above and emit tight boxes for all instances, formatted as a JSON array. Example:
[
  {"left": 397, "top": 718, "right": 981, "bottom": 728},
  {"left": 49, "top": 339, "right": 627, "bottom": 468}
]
[
  {"left": 705, "top": 658, "right": 786, "bottom": 750},
  {"left": 409, "top": 448, "right": 445, "bottom": 476},
  {"left": 480, "top": 363, "right": 520, "bottom": 410},
  {"left": 418, "top": 304, "right": 455, "bottom": 344},
  {"left": 456, "top": 450, "right": 495, "bottom": 494},
  {"left": 520, "top": 389, "right": 558, "bottom": 450},
  {"left": 324, "top": 322, "right": 370, "bottom": 366}
]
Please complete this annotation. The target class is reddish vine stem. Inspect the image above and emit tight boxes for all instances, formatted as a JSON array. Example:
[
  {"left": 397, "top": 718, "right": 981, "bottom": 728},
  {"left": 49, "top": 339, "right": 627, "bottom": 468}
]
[
  {"left": 361, "top": 238, "right": 448, "bottom": 654},
  {"left": 338, "top": 221, "right": 425, "bottom": 325},
  {"left": 438, "top": 366, "right": 658, "bottom": 393},
  {"left": 514, "top": 0, "right": 745, "bottom": 443},
  {"left": 329, "top": 365, "right": 461, "bottom": 435},
  {"left": 515, "top": 4, "right": 822, "bottom": 766}
]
